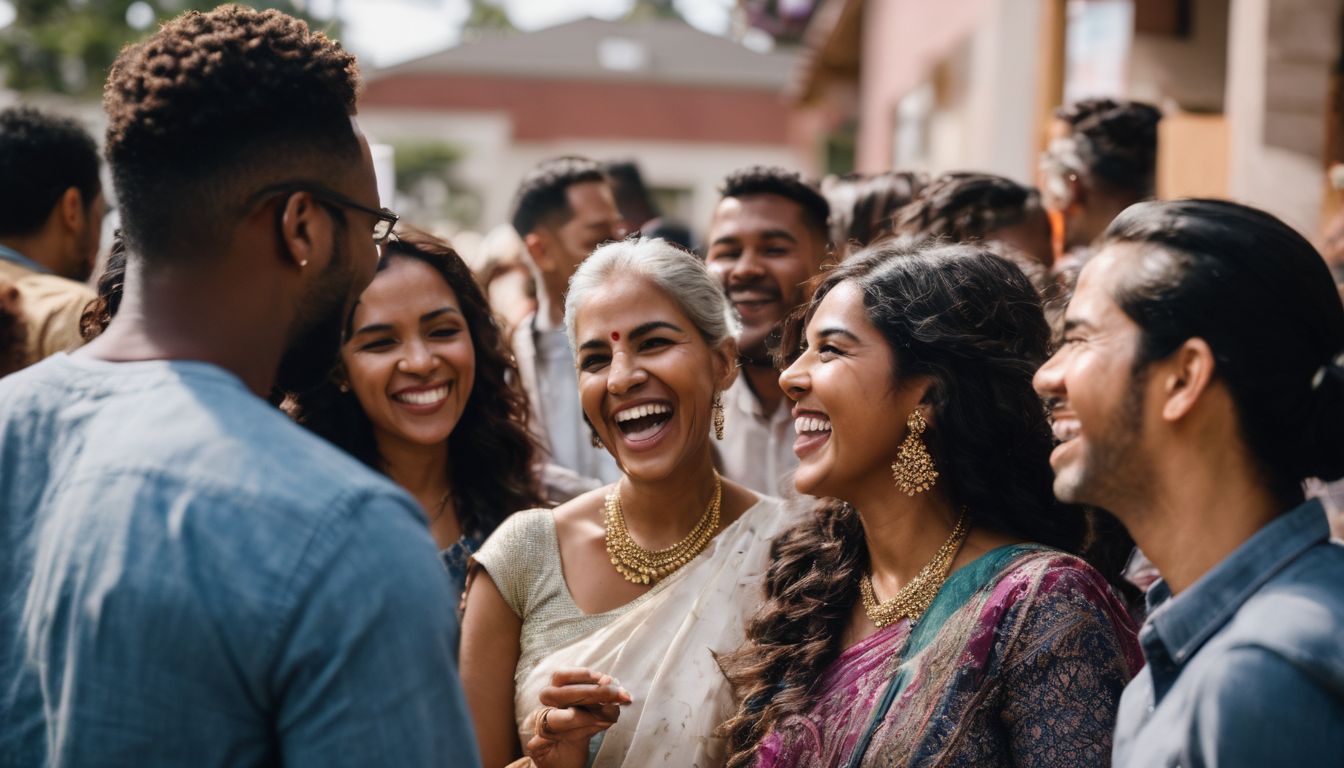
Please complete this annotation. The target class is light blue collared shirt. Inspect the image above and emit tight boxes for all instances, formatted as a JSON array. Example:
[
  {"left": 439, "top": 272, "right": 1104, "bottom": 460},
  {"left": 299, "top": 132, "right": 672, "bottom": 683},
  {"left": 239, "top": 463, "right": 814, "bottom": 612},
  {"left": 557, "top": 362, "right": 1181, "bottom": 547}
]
[
  {"left": 0, "top": 242, "right": 51, "bottom": 274},
  {"left": 1114, "top": 499, "right": 1344, "bottom": 766},
  {"left": 0, "top": 353, "right": 481, "bottom": 767}
]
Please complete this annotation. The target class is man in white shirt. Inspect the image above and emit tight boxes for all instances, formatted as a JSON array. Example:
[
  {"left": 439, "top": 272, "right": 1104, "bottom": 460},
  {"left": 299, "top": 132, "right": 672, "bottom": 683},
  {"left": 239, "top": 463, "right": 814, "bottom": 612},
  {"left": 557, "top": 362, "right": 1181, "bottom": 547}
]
[
  {"left": 510, "top": 157, "right": 627, "bottom": 492},
  {"left": 704, "top": 167, "right": 831, "bottom": 496}
]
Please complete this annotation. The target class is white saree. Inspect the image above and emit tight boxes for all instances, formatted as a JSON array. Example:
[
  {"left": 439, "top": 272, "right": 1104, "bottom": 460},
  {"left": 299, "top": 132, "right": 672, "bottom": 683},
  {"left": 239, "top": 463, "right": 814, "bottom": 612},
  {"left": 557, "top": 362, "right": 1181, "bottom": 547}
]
[{"left": 493, "top": 496, "right": 794, "bottom": 767}]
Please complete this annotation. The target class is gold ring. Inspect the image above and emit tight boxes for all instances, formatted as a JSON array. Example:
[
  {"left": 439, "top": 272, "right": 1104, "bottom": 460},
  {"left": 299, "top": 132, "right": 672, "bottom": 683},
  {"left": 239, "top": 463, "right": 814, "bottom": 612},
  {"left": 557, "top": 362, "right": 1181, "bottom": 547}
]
[{"left": 538, "top": 706, "right": 556, "bottom": 738}]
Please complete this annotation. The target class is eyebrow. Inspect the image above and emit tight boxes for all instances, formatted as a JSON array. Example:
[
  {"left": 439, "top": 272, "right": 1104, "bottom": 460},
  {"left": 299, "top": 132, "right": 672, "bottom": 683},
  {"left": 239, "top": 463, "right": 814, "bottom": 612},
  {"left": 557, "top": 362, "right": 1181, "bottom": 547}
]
[
  {"left": 709, "top": 229, "right": 800, "bottom": 249},
  {"left": 351, "top": 307, "right": 461, "bottom": 337},
  {"left": 817, "top": 326, "right": 861, "bottom": 343},
  {"left": 577, "top": 320, "right": 684, "bottom": 351},
  {"left": 1061, "top": 317, "right": 1097, "bottom": 334}
]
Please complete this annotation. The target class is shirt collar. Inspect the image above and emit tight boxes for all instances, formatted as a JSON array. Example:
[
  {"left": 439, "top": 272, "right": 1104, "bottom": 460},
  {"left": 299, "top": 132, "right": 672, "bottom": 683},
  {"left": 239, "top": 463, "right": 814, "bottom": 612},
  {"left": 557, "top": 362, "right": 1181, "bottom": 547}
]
[
  {"left": 0, "top": 243, "right": 51, "bottom": 274},
  {"left": 1145, "top": 498, "right": 1329, "bottom": 665}
]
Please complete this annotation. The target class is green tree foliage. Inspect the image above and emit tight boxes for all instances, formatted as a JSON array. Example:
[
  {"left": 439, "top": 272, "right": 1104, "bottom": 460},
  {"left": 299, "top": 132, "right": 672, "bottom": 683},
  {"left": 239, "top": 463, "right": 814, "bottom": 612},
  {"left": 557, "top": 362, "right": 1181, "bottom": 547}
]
[{"left": 0, "top": 0, "right": 336, "bottom": 96}]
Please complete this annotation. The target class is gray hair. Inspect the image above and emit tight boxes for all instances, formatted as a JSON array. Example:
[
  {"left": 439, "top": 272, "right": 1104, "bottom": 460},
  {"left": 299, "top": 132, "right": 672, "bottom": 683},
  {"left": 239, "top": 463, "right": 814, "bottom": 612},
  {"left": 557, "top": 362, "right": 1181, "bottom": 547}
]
[{"left": 564, "top": 237, "right": 740, "bottom": 350}]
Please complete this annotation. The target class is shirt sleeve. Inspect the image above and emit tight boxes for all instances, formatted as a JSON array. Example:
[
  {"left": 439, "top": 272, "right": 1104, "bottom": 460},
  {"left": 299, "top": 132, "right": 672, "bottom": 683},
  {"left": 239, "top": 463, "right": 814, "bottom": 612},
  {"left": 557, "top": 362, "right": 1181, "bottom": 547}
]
[
  {"left": 271, "top": 489, "right": 481, "bottom": 768},
  {"left": 1187, "top": 646, "right": 1344, "bottom": 767},
  {"left": 999, "top": 564, "right": 1140, "bottom": 768},
  {"left": 471, "top": 509, "right": 551, "bottom": 619}
]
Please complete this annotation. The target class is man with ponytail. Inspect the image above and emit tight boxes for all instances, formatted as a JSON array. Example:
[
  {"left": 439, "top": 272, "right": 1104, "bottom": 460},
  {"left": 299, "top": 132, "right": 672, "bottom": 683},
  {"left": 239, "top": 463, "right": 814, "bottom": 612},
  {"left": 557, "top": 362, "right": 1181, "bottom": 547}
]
[{"left": 1034, "top": 199, "right": 1344, "bottom": 766}]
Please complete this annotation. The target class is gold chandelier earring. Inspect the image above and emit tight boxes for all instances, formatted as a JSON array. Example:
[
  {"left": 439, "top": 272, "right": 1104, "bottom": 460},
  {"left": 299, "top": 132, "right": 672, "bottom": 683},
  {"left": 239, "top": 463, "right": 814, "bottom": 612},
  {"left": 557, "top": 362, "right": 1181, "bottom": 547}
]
[
  {"left": 713, "top": 392, "right": 725, "bottom": 441},
  {"left": 891, "top": 409, "right": 938, "bottom": 496}
]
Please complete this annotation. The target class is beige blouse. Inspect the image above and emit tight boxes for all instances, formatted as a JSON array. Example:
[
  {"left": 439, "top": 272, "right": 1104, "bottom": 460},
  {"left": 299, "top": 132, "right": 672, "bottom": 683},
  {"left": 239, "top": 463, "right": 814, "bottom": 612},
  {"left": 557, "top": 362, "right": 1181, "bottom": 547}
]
[{"left": 473, "top": 508, "right": 674, "bottom": 685}]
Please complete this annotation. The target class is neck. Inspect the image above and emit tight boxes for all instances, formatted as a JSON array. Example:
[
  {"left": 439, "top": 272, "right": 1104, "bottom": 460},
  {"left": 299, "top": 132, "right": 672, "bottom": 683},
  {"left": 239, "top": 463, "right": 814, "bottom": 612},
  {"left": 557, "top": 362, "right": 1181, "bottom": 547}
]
[
  {"left": 616, "top": 446, "right": 721, "bottom": 549},
  {"left": 76, "top": 259, "right": 290, "bottom": 397},
  {"left": 0, "top": 233, "right": 60, "bottom": 274},
  {"left": 377, "top": 432, "right": 452, "bottom": 503},
  {"left": 854, "top": 483, "right": 960, "bottom": 588},
  {"left": 534, "top": 281, "right": 565, "bottom": 331},
  {"left": 1116, "top": 447, "right": 1283, "bottom": 595},
  {"left": 741, "top": 359, "right": 785, "bottom": 414}
]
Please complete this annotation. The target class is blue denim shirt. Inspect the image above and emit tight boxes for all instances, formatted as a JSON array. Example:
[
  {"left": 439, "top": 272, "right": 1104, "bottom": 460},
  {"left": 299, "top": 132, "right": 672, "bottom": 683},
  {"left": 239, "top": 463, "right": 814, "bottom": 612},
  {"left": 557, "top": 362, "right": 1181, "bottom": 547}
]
[
  {"left": 1114, "top": 499, "right": 1344, "bottom": 767},
  {"left": 0, "top": 354, "right": 481, "bottom": 767}
]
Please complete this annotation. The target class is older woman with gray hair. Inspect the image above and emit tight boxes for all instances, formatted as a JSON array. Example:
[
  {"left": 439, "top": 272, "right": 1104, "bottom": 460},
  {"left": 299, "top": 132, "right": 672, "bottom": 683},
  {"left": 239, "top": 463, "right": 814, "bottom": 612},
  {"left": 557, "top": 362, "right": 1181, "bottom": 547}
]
[{"left": 460, "top": 238, "right": 794, "bottom": 768}]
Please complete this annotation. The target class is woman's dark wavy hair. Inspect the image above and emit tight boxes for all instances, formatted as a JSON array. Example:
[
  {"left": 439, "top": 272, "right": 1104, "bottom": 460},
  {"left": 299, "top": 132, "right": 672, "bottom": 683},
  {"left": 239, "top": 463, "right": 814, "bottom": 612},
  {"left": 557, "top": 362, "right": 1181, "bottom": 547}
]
[
  {"left": 719, "top": 241, "right": 1086, "bottom": 766},
  {"left": 1102, "top": 199, "right": 1344, "bottom": 497},
  {"left": 290, "top": 228, "right": 542, "bottom": 538}
]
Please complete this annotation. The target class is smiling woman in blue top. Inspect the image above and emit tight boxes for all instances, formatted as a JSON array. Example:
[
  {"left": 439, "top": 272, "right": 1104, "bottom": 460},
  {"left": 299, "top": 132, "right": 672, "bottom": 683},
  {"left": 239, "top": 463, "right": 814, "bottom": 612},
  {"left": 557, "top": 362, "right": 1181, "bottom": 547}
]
[{"left": 1033, "top": 198, "right": 1344, "bottom": 767}]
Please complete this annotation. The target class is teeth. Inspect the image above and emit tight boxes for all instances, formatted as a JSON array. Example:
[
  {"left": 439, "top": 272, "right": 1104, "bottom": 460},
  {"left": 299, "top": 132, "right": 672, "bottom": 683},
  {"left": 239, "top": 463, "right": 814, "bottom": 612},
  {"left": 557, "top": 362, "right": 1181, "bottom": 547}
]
[
  {"left": 615, "top": 403, "right": 672, "bottom": 423},
  {"left": 1051, "top": 419, "right": 1081, "bottom": 442},
  {"left": 794, "top": 416, "right": 832, "bottom": 434},
  {"left": 394, "top": 385, "right": 449, "bottom": 405}
]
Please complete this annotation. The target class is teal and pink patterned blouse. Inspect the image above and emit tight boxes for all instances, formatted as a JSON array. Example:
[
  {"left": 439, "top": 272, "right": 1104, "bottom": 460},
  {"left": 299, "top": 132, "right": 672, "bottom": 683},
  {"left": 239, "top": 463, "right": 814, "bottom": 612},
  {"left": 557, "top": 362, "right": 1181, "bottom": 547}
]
[{"left": 756, "top": 544, "right": 1142, "bottom": 768}]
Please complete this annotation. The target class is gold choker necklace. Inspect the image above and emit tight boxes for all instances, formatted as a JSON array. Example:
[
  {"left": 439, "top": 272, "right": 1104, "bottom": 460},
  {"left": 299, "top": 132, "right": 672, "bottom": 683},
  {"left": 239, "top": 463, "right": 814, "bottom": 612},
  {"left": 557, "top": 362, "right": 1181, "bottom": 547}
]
[
  {"left": 604, "top": 473, "right": 722, "bottom": 585},
  {"left": 860, "top": 511, "right": 970, "bottom": 627}
]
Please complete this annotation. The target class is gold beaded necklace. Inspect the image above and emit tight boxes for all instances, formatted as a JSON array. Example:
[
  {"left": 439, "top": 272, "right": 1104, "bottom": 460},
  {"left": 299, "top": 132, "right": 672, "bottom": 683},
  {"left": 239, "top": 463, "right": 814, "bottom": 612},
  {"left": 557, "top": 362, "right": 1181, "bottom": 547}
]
[
  {"left": 859, "top": 510, "right": 970, "bottom": 627},
  {"left": 604, "top": 473, "right": 722, "bottom": 585}
]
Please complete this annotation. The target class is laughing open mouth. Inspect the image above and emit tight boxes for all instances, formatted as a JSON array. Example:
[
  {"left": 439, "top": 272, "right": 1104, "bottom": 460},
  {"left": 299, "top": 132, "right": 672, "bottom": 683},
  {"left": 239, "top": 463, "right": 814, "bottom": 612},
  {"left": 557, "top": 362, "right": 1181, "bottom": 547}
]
[{"left": 614, "top": 402, "right": 673, "bottom": 441}]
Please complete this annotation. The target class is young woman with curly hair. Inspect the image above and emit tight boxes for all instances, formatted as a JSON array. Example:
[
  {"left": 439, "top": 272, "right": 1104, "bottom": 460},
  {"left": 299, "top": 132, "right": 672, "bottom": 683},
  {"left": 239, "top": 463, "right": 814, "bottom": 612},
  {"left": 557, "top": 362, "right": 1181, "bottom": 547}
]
[
  {"left": 290, "top": 228, "right": 542, "bottom": 602},
  {"left": 719, "top": 241, "right": 1142, "bottom": 768}
]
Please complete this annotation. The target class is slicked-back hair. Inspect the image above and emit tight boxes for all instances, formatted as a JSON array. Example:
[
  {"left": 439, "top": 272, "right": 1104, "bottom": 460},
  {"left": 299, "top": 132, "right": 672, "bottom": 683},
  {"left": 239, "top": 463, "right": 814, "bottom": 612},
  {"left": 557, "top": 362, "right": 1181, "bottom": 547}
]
[
  {"left": 719, "top": 166, "right": 830, "bottom": 242},
  {"left": 510, "top": 156, "right": 607, "bottom": 237},
  {"left": 102, "top": 5, "right": 362, "bottom": 263},
  {"left": 1055, "top": 98, "right": 1161, "bottom": 198},
  {"left": 0, "top": 107, "right": 100, "bottom": 237}
]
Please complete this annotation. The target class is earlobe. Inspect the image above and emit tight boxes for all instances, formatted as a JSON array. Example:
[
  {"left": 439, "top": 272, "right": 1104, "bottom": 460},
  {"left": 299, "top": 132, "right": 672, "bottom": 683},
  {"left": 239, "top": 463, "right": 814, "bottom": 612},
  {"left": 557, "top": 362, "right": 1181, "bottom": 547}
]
[
  {"left": 524, "top": 232, "right": 552, "bottom": 271},
  {"left": 280, "top": 193, "right": 325, "bottom": 272},
  {"left": 60, "top": 187, "right": 84, "bottom": 231},
  {"left": 713, "top": 338, "right": 740, "bottom": 391},
  {"left": 1162, "top": 338, "right": 1215, "bottom": 421}
]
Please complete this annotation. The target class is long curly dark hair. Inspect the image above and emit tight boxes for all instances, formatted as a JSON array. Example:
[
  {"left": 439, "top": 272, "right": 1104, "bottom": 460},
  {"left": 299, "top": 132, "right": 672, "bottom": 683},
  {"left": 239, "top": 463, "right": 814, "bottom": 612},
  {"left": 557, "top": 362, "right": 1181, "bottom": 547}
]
[
  {"left": 290, "top": 229, "right": 542, "bottom": 538},
  {"left": 719, "top": 241, "right": 1088, "bottom": 765}
]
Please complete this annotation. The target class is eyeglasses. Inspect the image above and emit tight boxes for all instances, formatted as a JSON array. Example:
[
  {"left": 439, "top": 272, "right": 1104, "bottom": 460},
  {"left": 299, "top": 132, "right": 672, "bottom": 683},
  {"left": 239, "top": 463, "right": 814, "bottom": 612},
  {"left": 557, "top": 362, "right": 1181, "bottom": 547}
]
[{"left": 259, "top": 181, "right": 399, "bottom": 245}]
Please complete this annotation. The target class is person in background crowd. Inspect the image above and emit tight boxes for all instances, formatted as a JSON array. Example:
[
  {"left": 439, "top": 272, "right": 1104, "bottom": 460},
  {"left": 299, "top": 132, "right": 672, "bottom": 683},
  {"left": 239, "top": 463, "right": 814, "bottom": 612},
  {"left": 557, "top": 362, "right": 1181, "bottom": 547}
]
[
  {"left": 476, "top": 223, "right": 538, "bottom": 335},
  {"left": 289, "top": 229, "right": 543, "bottom": 606},
  {"left": 1039, "top": 98, "right": 1161, "bottom": 282},
  {"left": 0, "top": 7, "right": 479, "bottom": 766},
  {"left": 0, "top": 278, "right": 27, "bottom": 376},
  {"left": 721, "top": 241, "right": 1140, "bottom": 767},
  {"left": 511, "top": 156, "right": 627, "bottom": 494},
  {"left": 704, "top": 166, "right": 831, "bottom": 496},
  {"left": 1033, "top": 199, "right": 1344, "bottom": 766},
  {"left": 462, "top": 239, "right": 797, "bottom": 767},
  {"left": 603, "top": 158, "right": 694, "bottom": 251},
  {"left": 820, "top": 170, "right": 927, "bottom": 259},
  {"left": 0, "top": 106, "right": 102, "bottom": 368},
  {"left": 890, "top": 171, "right": 1055, "bottom": 274}
]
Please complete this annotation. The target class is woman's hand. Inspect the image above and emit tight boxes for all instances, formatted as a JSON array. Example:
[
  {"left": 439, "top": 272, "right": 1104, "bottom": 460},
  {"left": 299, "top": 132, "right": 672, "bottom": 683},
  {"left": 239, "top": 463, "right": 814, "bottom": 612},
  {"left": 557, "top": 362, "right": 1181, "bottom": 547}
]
[{"left": 525, "top": 668, "right": 632, "bottom": 768}]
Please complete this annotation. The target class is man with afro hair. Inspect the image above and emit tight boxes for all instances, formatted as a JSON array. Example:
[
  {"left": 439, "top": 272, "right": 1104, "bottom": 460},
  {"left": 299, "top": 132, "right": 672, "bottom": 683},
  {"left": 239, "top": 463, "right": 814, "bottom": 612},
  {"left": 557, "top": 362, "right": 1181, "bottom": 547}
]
[{"left": 0, "top": 6, "right": 480, "bottom": 766}]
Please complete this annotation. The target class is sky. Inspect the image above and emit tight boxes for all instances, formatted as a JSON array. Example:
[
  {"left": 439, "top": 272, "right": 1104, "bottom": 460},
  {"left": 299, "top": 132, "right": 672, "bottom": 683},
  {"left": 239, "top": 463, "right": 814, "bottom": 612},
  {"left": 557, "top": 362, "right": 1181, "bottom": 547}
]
[{"left": 337, "top": 0, "right": 736, "bottom": 68}]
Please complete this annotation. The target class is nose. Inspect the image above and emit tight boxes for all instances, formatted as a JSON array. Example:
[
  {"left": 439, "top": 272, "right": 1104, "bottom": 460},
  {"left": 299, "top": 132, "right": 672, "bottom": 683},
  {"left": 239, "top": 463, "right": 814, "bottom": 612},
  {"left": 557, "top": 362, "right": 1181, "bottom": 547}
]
[
  {"left": 729, "top": 247, "right": 767, "bottom": 283},
  {"left": 397, "top": 338, "right": 438, "bottom": 377},
  {"left": 1033, "top": 350, "right": 1065, "bottom": 400},
  {"left": 606, "top": 349, "right": 647, "bottom": 395},
  {"left": 779, "top": 351, "right": 811, "bottom": 401}
]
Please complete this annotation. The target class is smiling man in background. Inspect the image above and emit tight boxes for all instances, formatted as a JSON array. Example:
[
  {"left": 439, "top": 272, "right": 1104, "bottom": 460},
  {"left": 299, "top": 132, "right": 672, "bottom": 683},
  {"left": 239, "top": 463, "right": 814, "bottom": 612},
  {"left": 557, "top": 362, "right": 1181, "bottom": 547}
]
[{"left": 704, "top": 166, "right": 830, "bottom": 496}]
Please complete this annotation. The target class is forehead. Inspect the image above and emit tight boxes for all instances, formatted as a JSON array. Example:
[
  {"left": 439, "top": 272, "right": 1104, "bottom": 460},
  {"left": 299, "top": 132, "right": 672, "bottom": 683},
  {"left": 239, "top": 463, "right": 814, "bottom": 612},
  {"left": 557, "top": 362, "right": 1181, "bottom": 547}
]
[
  {"left": 709, "top": 193, "right": 812, "bottom": 239},
  {"left": 354, "top": 257, "right": 459, "bottom": 321},
  {"left": 574, "top": 274, "right": 691, "bottom": 336},
  {"left": 562, "top": 180, "right": 617, "bottom": 220},
  {"left": 1068, "top": 244, "right": 1141, "bottom": 329},
  {"left": 809, "top": 280, "right": 871, "bottom": 331}
]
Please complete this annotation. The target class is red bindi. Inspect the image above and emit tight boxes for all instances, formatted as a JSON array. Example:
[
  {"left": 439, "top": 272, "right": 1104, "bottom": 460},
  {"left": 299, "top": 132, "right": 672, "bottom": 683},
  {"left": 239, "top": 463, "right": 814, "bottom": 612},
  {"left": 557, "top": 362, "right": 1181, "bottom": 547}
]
[{"left": 611, "top": 331, "right": 620, "bottom": 341}]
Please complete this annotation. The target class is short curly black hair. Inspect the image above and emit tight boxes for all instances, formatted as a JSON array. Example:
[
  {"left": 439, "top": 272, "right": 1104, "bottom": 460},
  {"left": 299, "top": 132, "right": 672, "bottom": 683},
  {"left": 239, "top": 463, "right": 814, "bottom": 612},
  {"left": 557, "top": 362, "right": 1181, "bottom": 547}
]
[
  {"left": 719, "top": 166, "right": 830, "bottom": 241},
  {"left": 509, "top": 156, "right": 607, "bottom": 237},
  {"left": 0, "top": 107, "right": 100, "bottom": 237},
  {"left": 1056, "top": 98, "right": 1161, "bottom": 198},
  {"left": 103, "top": 5, "right": 362, "bottom": 262}
]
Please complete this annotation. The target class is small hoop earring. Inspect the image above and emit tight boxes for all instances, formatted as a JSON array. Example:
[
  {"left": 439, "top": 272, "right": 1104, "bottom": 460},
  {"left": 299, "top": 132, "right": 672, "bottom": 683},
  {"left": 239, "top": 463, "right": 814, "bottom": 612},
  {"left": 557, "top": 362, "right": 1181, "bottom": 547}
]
[
  {"left": 891, "top": 409, "right": 938, "bottom": 496},
  {"left": 713, "top": 392, "right": 725, "bottom": 441}
]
